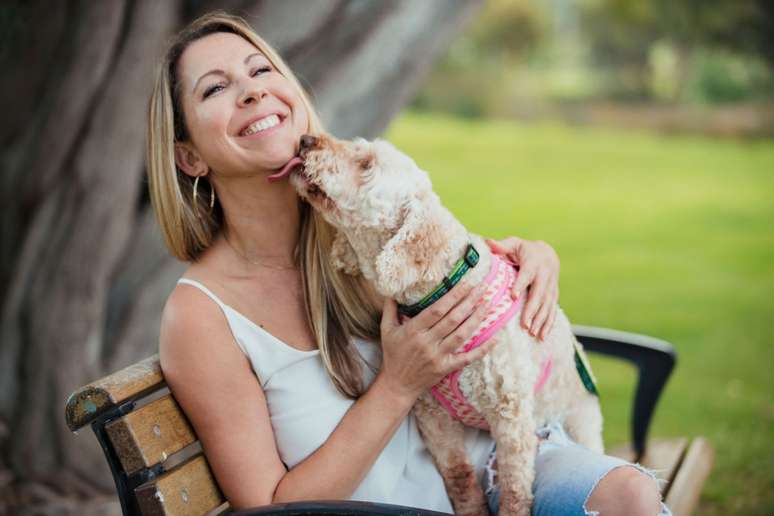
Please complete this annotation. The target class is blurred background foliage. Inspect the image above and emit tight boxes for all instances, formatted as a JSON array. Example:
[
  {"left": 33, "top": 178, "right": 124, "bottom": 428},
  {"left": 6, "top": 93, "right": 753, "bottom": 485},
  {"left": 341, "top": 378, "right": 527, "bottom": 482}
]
[{"left": 412, "top": 0, "right": 774, "bottom": 135}]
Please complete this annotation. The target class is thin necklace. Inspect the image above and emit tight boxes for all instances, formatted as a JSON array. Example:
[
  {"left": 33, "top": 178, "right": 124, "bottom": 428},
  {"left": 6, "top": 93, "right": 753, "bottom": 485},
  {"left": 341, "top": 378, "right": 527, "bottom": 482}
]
[{"left": 223, "top": 233, "right": 298, "bottom": 271}]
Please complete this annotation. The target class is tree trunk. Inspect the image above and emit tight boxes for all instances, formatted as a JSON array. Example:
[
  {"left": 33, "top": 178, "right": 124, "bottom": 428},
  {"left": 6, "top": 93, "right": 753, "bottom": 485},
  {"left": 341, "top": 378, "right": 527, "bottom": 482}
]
[{"left": 0, "top": 0, "right": 482, "bottom": 513}]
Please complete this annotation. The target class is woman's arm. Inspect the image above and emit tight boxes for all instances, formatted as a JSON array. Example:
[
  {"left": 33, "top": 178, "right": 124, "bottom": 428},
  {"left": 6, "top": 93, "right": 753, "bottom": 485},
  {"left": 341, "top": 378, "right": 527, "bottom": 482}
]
[
  {"left": 276, "top": 279, "right": 495, "bottom": 501},
  {"left": 160, "top": 279, "right": 492, "bottom": 510},
  {"left": 486, "top": 237, "right": 560, "bottom": 341},
  {"left": 160, "top": 287, "right": 287, "bottom": 510}
]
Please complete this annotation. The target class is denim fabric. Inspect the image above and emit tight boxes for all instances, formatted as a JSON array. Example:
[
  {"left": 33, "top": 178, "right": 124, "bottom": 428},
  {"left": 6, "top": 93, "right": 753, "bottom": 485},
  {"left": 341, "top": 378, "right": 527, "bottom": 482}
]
[{"left": 482, "top": 423, "right": 672, "bottom": 516}]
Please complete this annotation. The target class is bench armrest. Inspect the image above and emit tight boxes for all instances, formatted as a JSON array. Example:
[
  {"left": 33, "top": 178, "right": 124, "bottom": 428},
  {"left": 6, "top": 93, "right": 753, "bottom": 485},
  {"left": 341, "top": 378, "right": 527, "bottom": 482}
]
[{"left": 572, "top": 325, "right": 677, "bottom": 461}]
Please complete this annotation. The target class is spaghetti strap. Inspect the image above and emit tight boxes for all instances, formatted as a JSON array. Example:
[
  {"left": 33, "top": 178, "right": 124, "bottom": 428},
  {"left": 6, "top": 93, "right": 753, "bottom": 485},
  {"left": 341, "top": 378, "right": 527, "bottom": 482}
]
[
  {"left": 177, "top": 278, "right": 227, "bottom": 310},
  {"left": 176, "top": 278, "right": 258, "bottom": 359}
]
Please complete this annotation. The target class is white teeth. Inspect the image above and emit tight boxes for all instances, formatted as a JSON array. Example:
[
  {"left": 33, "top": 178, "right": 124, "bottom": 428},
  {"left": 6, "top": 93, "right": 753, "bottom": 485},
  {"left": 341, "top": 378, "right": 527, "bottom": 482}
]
[{"left": 242, "top": 114, "right": 280, "bottom": 136}]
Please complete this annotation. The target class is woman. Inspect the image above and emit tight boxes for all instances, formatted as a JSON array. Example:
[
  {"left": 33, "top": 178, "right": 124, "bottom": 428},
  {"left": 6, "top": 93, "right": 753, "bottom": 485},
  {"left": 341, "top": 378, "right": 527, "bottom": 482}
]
[{"left": 148, "top": 11, "right": 668, "bottom": 516}]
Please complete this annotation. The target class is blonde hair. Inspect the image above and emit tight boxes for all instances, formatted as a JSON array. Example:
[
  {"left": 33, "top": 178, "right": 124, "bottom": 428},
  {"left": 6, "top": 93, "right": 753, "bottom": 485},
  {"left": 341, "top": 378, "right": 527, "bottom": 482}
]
[{"left": 147, "top": 11, "right": 381, "bottom": 398}]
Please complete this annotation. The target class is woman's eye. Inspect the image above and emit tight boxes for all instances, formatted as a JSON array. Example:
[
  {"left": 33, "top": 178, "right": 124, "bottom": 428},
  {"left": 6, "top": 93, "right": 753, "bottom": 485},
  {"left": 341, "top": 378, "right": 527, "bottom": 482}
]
[
  {"left": 251, "top": 66, "right": 271, "bottom": 77},
  {"left": 202, "top": 66, "right": 271, "bottom": 99},
  {"left": 203, "top": 84, "right": 224, "bottom": 99}
]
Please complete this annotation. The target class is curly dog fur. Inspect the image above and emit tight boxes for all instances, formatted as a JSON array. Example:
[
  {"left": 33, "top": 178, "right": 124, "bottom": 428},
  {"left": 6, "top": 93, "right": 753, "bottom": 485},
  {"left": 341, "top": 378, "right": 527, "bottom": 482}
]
[{"left": 291, "top": 134, "right": 604, "bottom": 516}]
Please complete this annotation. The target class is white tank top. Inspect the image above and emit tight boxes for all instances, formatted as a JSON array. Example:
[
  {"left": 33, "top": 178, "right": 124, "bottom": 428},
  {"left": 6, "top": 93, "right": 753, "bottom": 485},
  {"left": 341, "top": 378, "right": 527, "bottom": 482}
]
[{"left": 177, "top": 279, "right": 494, "bottom": 512}]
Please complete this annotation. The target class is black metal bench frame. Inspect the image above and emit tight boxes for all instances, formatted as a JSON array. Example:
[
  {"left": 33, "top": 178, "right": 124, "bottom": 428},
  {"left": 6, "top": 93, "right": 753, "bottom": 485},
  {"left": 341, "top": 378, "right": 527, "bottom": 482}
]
[{"left": 76, "top": 325, "right": 676, "bottom": 515}]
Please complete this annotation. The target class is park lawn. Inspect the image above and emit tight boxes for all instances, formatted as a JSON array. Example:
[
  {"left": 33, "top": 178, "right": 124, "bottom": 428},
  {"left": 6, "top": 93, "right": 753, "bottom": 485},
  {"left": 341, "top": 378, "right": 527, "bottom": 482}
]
[{"left": 387, "top": 112, "right": 774, "bottom": 516}]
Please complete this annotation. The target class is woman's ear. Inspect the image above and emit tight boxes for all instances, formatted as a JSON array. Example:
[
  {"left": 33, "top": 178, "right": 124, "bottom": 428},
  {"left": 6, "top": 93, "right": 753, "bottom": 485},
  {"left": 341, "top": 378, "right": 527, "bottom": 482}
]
[
  {"left": 174, "top": 142, "right": 208, "bottom": 178},
  {"left": 331, "top": 231, "right": 360, "bottom": 275}
]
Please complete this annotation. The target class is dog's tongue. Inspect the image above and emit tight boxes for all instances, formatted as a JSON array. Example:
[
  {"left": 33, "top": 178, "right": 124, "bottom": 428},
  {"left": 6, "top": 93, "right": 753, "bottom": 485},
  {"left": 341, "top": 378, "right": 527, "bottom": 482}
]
[{"left": 267, "top": 157, "right": 303, "bottom": 183}]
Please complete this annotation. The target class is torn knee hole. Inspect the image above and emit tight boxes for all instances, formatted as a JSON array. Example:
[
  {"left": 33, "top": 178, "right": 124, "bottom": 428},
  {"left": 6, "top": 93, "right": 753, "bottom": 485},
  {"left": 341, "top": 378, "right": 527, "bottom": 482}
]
[{"left": 584, "top": 465, "right": 665, "bottom": 516}]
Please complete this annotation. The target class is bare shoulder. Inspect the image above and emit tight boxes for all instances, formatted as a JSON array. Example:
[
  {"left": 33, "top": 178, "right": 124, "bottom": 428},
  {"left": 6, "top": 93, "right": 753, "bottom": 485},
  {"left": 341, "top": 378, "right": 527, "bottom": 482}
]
[
  {"left": 159, "top": 279, "right": 247, "bottom": 388},
  {"left": 158, "top": 278, "right": 287, "bottom": 507}
]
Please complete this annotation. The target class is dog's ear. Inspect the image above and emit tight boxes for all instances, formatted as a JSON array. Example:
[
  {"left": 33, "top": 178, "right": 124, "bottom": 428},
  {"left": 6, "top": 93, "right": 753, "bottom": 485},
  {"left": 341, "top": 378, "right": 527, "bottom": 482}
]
[
  {"left": 374, "top": 196, "right": 445, "bottom": 298},
  {"left": 330, "top": 231, "right": 360, "bottom": 275}
]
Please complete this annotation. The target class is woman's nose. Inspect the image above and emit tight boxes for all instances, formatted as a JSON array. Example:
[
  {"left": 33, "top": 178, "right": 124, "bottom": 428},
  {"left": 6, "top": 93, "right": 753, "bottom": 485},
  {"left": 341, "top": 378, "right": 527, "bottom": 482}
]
[{"left": 238, "top": 85, "right": 267, "bottom": 107}]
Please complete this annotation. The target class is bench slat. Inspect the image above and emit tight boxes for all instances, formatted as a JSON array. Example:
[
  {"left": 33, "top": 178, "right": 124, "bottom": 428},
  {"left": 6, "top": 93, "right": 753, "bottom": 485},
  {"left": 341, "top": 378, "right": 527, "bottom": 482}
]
[
  {"left": 664, "top": 437, "right": 714, "bottom": 516},
  {"left": 65, "top": 354, "right": 164, "bottom": 431},
  {"left": 105, "top": 394, "right": 197, "bottom": 475},
  {"left": 135, "top": 453, "right": 225, "bottom": 516},
  {"left": 608, "top": 438, "right": 689, "bottom": 494}
]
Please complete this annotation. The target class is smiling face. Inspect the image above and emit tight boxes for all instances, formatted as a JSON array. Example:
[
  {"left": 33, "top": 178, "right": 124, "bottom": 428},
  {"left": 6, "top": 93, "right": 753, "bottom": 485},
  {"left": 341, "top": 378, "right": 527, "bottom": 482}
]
[
  {"left": 175, "top": 32, "right": 309, "bottom": 179},
  {"left": 291, "top": 134, "right": 433, "bottom": 232}
]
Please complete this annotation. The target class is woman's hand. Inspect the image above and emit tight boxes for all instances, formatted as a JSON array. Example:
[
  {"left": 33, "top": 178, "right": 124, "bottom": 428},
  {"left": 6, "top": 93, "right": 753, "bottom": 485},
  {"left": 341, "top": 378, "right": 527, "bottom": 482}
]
[
  {"left": 485, "top": 237, "right": 560, "bottom": 341},
  {"left": 377, "top": 281, "right": 495, "bottom": 403}
]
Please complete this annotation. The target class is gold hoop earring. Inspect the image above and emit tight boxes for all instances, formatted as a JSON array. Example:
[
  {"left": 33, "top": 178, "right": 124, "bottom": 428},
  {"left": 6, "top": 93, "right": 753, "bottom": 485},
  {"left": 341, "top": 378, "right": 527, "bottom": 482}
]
[
  {"left": 193, "top": 175, "right": 215, "bottom": 215},
  {"left": 192, "top": 175, "right": 201, "bottom": 211}
]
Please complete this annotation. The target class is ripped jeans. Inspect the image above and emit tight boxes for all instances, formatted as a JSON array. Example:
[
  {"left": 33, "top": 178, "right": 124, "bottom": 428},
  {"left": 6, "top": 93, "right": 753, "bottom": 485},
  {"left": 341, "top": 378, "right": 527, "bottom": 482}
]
[{"left": 482, "top": 423, "right": 672, "bottom": 516}]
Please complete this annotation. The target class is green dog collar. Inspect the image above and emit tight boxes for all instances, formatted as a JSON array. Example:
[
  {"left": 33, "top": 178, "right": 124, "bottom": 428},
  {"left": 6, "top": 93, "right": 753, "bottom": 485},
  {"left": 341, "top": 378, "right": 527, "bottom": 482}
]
[
  {"left": 574, "top": 340, "right": 599, "bottom": 396},
  {"left": 397, "top": 244, "right": 480, "bottom": 318}
]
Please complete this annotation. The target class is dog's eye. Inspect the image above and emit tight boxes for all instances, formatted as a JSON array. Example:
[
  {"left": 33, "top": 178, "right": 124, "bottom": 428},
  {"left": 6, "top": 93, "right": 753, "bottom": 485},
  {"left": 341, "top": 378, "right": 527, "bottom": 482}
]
[{"left": 358, "top": 155, "right": 374, "bottom": 170}]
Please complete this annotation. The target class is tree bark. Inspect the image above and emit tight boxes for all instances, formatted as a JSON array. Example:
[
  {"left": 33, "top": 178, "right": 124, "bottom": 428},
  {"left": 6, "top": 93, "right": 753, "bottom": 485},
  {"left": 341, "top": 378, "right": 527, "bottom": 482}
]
[{"left": 0, "top": 0, "right": 482, "bottom": 513}]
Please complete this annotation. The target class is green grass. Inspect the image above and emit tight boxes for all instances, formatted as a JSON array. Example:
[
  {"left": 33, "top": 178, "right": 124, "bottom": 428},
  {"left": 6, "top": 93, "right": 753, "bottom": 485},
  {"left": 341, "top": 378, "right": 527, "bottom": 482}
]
[{"left": 386, "top": 112, "right": 774, "bottom": 515}]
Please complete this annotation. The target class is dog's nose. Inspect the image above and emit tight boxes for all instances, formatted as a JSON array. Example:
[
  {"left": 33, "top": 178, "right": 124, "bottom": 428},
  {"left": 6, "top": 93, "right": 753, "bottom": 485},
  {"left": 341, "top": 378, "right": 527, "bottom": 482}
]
[{"left": 300, "top": 134, "right": 319, "bottom": 149}]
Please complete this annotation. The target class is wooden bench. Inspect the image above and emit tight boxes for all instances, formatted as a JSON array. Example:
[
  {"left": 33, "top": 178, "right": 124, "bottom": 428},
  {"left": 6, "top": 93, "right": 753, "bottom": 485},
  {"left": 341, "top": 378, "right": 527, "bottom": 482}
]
[{"left": 65, "top": 326, "right": 713, "bottom": 516}]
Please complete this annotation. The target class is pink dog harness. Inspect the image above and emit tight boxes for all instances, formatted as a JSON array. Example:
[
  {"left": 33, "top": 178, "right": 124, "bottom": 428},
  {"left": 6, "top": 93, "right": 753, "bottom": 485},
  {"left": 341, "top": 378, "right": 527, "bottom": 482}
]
[{"left": 428, "top": 253, "right": 553, "bottom": 430}]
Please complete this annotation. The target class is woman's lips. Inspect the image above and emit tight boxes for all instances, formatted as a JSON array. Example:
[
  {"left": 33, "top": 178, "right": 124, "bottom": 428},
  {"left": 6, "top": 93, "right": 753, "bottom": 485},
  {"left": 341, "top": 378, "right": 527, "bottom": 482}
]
[
  {"left": 267, "top": 156, "right": 304, "bottom": 183},
  {"left": 239, "top": 114, "right": 285, "bottom": 139}
]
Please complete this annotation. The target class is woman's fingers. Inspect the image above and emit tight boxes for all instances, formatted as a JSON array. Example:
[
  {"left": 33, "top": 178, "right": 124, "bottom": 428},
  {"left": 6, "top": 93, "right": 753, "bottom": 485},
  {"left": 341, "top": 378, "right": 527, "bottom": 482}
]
[
  {"left": 511, "top": 265, "right": 534, "bottom": 301},
  {"left": 539, "top": 295, "right": 558, "bottom": 341},
  {"left": 380, "top": 297, "right": 399, "bottom": 332},
  {"left": 438, "top": 297, "right": 489, "bottom": 354},
  {"left": 449, "top": 333, "right": 499, "bottom": 371},
  {"left": 485, "top": 237, "right": 521, "bottom": 258},
  {"left": 529, "top": 293, "right": 553, "bottom": 339},
  {"left": 520, "top": 271, "right": 548, "bottom": 331},
  {"left": 411, "top": 279, "right": 476, "bottom": 330},
  {"left": 485, "top": 238, "right": 510, "bottom": 256},
  {"left": 428, "top": 282, "right": 486, "bottom": 339}
]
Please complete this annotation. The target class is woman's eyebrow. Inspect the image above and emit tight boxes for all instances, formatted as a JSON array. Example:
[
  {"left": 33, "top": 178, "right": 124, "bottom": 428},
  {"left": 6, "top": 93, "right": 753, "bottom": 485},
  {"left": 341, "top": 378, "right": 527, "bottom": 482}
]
[
  {"left": 244, "top": 52, "right": 266, "bottom": 65},
  {"left": 193, "top": 69, "right": 225, "bottom": 93},
  {"left": 192, "top": 52, "right": 267, "bottom": 93}
]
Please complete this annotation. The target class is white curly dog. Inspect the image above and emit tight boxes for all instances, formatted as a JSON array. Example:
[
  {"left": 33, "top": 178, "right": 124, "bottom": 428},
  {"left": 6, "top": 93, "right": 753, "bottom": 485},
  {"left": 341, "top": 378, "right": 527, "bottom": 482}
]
[{"left": 290, "top": 133, "right": 604, "bottom": 516}]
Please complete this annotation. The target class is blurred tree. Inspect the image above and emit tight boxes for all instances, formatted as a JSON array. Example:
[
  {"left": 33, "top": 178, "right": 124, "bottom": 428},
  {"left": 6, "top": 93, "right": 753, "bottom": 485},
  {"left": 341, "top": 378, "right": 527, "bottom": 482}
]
[
  {"left": 412, "top": 0, "right": 549, "bottom": 117},
  {"left": 467, "top": 0, "right": 547, "bottom": 61},
  {"left": 579, "top": 0, "right": 654, "bottom": 98},
  {"left": 580, "top": 0, "right": 774, "bottom": 101},
  {"left": 0, "top": 0, "right": 482, "bottom": 513}
]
